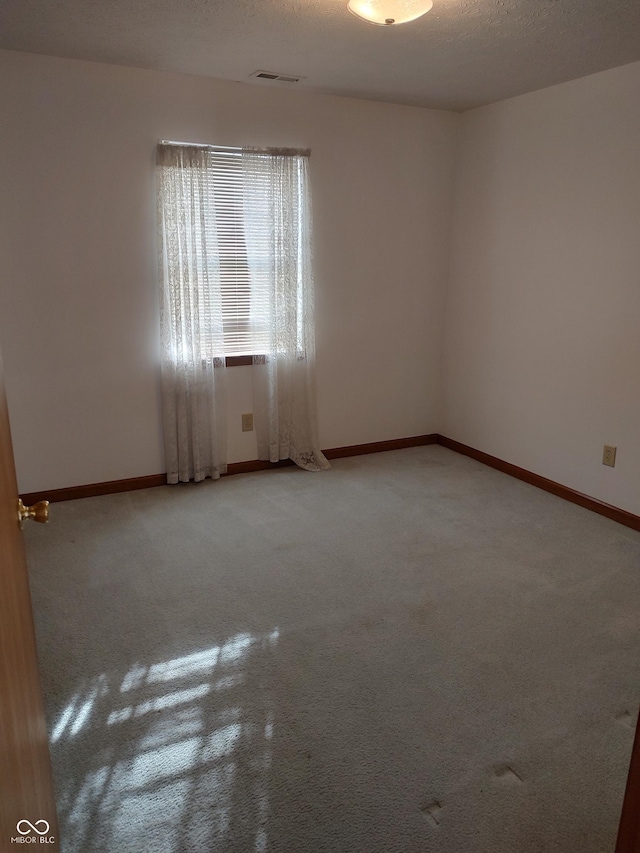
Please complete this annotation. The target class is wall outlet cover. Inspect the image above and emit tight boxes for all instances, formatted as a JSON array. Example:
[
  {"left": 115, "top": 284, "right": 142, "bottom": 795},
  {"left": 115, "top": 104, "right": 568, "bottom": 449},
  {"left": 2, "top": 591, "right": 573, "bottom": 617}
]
[
  {"left": 603, "top": 445, "right": 617, "bottom": 467},
  {"left": 242, "top": 413, "right": 254, "bottom": 432}
]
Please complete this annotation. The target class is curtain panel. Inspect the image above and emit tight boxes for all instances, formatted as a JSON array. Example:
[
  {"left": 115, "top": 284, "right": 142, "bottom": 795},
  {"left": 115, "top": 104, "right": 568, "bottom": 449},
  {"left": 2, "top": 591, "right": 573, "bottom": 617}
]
[
  {"left": 242, "top": 149, "right": 330, "bottom": 472},
  {"left": 156, "top": 144, "right": 228, "bottom": 483}
]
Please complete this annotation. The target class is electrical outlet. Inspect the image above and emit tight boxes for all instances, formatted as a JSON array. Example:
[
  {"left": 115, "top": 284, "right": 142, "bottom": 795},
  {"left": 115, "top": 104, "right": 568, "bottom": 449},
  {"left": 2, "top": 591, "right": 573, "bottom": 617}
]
[
  {"left": 602, "top": 445, "right": 617, "bottom": 467},
  {"left": 241, "top": 413, "right": 254, "bottom": 432}
]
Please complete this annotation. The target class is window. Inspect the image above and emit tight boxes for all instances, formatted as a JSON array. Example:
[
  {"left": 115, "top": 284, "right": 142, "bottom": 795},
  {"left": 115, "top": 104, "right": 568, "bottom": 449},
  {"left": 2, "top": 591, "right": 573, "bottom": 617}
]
[{"left": 157, "top": 143, "right": 310, "bottom": 362}]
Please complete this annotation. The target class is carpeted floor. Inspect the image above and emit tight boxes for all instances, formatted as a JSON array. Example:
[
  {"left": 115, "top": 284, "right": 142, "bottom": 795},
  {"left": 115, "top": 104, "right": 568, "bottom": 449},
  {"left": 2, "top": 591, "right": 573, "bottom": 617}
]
[{"left": 24, "top": 445, "right": 640, "bottom": 852}]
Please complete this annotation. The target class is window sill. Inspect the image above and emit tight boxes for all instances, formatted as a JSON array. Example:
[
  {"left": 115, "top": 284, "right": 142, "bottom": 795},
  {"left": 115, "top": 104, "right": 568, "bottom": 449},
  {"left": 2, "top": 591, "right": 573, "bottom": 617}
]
[{"left": 226, "top": 355, "right": 253, "bottom": 367}]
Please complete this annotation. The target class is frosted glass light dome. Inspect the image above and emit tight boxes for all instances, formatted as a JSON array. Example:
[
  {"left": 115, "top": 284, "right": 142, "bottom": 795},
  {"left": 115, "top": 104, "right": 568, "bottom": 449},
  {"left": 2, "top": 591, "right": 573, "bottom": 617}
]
[{"left": 347, "top": 0, "right": 433, "bottom": 25}]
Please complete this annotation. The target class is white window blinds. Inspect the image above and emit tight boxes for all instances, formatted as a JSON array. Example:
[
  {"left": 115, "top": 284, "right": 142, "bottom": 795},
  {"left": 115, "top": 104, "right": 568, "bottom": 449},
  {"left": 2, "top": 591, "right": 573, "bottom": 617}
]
[{"left": 202, "top": 150, "right": 271, "bottom": 356}]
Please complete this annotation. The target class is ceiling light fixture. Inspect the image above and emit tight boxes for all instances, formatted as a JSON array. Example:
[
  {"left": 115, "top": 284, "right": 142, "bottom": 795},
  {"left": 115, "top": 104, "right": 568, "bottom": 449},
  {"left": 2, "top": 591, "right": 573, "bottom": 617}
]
[{"left": 347, "top": 0, "right": 433, "bottom": 26}]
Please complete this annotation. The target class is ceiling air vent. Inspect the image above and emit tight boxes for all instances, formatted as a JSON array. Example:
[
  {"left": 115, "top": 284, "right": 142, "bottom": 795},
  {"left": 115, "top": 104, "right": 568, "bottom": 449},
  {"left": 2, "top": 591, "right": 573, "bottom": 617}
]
[{"left": 250, "top": 70, "right": 304, "bottom": 84}]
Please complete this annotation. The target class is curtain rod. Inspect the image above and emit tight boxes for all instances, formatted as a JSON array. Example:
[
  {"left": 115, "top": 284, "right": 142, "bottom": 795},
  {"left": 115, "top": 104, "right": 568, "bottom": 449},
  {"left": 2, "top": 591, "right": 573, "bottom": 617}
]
[
  {"left": 158, "top": 140, "right": 310, "bottom": 157},
  {"left": 159, "top": 140, "right": 242, "bottom": 153}
]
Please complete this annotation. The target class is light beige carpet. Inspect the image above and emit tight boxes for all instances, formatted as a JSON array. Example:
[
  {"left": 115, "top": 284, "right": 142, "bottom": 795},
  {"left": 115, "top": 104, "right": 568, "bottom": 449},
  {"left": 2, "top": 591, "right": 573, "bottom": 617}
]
[{"left": 24, "top": 446, "right": 640, "bottom": 852}]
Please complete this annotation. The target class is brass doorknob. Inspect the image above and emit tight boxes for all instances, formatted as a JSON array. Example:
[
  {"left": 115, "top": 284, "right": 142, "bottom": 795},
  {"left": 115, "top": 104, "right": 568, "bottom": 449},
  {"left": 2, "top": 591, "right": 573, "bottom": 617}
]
[{"left": 18, "top": 498, "right": 50, "bottom": 526}]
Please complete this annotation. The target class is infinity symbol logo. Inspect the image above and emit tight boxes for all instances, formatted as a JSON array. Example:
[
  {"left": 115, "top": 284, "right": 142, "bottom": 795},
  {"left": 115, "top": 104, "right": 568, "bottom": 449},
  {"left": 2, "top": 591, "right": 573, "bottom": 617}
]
[{"left": 17, "top": 820, "right": 50, "bottom": 835}]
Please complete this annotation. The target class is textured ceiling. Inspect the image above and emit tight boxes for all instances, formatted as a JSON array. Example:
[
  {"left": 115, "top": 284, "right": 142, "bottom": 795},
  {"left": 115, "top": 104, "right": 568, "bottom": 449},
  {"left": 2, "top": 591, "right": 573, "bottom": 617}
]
[{"left": 1, "top": 0, "right": 639, "bottom": 111}]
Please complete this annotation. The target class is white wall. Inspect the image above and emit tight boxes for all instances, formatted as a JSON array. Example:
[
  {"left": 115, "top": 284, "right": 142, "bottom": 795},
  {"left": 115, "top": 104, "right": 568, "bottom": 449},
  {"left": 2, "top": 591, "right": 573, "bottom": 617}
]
[
  {"left": 0, "top": 50, "right": 458, "bottom": 493},
  {"left": 441, "top": 61, "right": 640, "bottom": 515}
]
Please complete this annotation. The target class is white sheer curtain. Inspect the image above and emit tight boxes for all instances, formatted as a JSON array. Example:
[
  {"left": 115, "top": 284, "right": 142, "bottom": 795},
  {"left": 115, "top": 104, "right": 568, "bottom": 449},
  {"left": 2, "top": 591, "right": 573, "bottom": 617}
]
[
  {"left": 156, "top": 144, "right": 227, "bottom": 483},
  {"left": 242, "top": 149, "right": 330, "bottom": 472}
]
